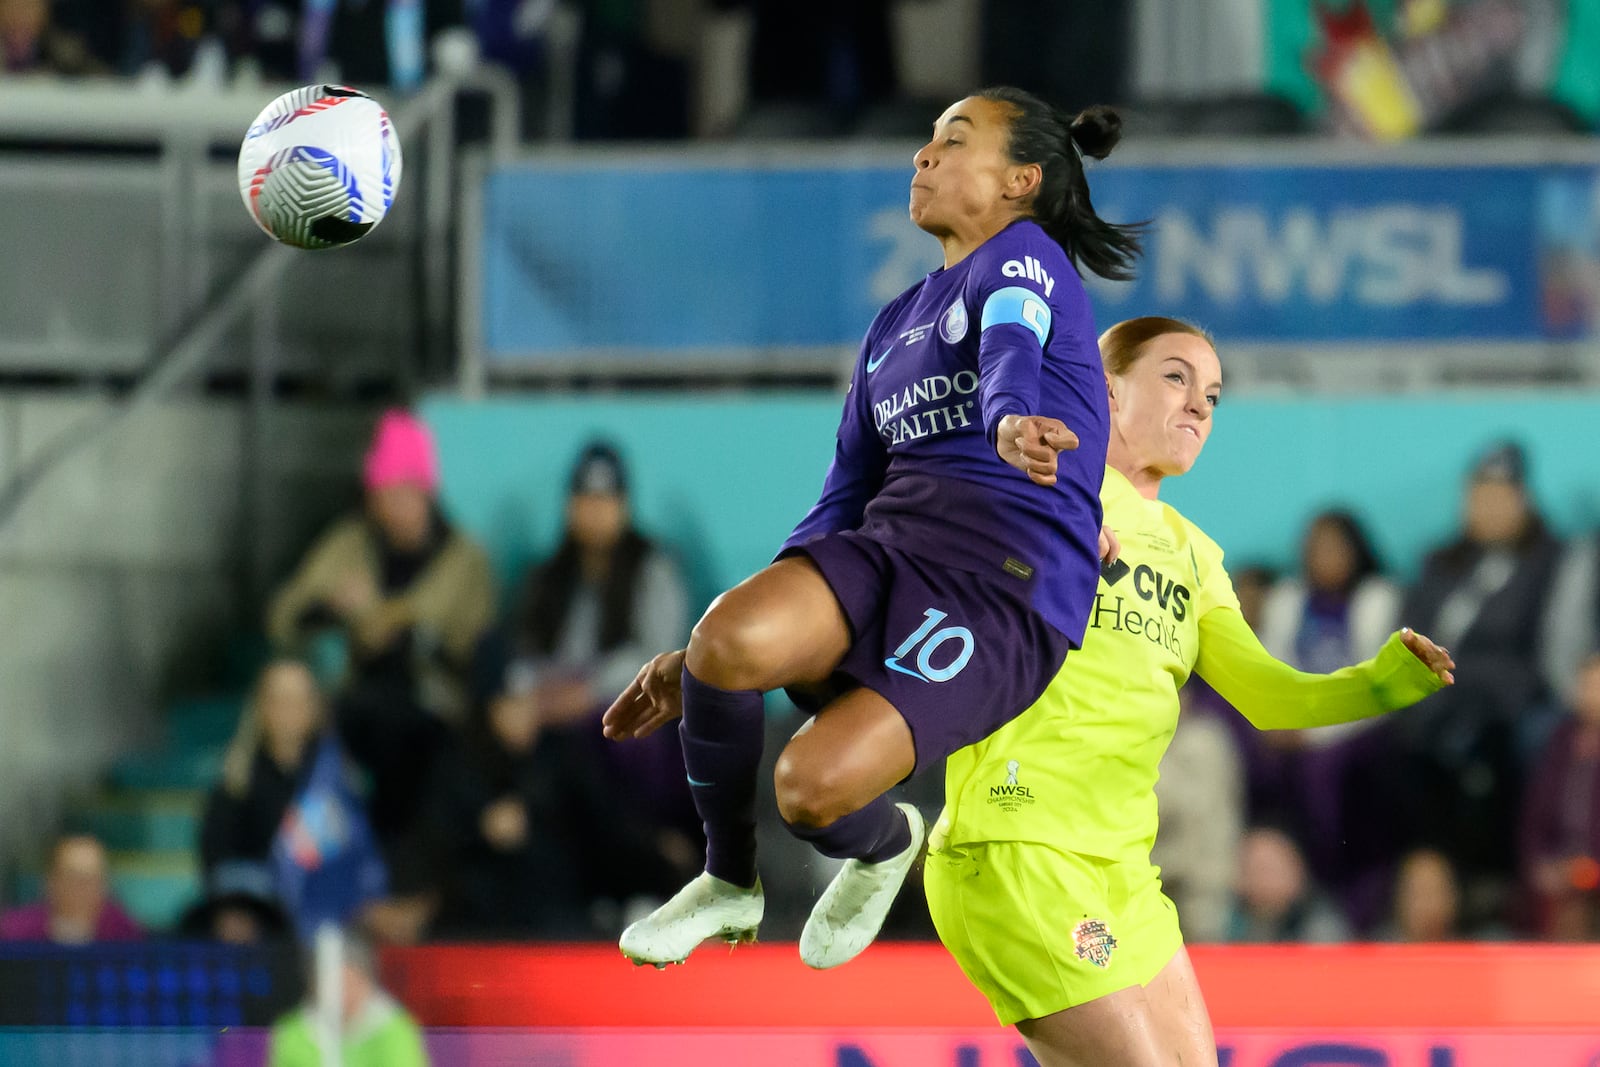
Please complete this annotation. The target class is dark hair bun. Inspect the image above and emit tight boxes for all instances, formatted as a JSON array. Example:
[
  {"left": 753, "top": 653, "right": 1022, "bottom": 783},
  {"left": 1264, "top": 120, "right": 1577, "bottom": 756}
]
[{"left": 1069, "top": 106, "right": 1123, "bottom": 161}]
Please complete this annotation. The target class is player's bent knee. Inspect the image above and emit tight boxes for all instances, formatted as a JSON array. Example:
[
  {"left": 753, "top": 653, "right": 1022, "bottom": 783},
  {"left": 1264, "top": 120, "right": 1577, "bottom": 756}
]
[
  {"left": 685, "top": 603, "right": 782, "bottom": 690},
  {"left": 772, "top": 750, "right": 854, "bottom": 829}
]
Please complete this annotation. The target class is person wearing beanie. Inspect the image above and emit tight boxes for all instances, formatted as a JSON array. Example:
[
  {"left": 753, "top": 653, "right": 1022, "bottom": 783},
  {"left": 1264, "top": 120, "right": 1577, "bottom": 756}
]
[
  {"left": 266, "top": 408, "right": 494, "bottom": 851},
  {"left": 1372, "top": 439, "right": 1564, "bottom": 917},
  {"left": 504, "top": 441, "right": 702, "bottom": 882},
  {"left": 511, "top": 442, "right": 689, "bottom": 728}
]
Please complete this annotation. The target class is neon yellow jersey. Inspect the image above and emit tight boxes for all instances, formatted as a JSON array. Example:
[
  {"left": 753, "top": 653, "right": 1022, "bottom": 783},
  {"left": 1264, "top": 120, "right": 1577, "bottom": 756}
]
[{"left": 933, "top": 466, "right": 1445, "bottom": 861}]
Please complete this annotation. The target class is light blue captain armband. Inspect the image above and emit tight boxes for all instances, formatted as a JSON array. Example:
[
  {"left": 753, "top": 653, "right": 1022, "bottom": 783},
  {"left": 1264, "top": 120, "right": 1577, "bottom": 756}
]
[{"left": 980, "top": 286, "right": 1052, "bottom": 346}]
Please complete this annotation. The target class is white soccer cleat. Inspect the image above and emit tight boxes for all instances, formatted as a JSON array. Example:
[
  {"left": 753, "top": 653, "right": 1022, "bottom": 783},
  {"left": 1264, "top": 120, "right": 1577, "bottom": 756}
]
[
  {"left": 799, "top": 803, "right": 926, "bottom": 970},
  {"left": 619, "top": 872, "right": 764, "bottom": 967}
]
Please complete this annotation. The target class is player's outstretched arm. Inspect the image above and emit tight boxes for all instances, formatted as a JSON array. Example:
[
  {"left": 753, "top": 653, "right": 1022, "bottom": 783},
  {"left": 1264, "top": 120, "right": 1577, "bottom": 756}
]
[
  {"left": 602, "top": 649, "right": 687, "bottom": 741},
  {"left": 995, "top": 414, "right": 1080, "bottom": 486},
  {"left": 1195, "top": 608, "right": 1453, "bottom": 732}
]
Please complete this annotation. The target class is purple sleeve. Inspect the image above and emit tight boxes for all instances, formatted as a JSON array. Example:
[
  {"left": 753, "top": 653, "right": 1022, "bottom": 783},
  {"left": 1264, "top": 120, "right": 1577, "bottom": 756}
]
[
  {"left": 965, "top": 228, "right": 1065, "bottom": 446},
  {"left": 978, "top": 324, "right": 1043, "bottom": 446},
  {"left": 780, "top": 342, "right": 887, "bottom": 553}
]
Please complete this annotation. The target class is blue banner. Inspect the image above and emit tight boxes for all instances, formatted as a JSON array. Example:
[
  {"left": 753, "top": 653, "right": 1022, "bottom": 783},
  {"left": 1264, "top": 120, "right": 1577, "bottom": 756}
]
[{"left": 478, "top": 154, "right": 1600, "bottom": 362}]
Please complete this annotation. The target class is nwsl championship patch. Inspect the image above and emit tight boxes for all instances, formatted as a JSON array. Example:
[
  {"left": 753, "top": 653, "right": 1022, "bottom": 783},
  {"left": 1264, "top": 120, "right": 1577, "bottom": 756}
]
[{"left": 1072, "top": 918, "right": 1118, "bottom": 968}]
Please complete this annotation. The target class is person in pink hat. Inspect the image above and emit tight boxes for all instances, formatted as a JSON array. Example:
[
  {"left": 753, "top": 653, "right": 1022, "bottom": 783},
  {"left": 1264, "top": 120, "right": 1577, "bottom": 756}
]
[{"left": 267, "top": 408, "right": 493, "bottom": 884}]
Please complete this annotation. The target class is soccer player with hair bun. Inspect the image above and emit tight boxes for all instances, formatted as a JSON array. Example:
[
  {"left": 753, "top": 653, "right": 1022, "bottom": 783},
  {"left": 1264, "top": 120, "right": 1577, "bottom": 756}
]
[
  {"left": 604, "top": 87, "right": 1139, "bottom": 970},
  {"left": 924, "top": 317, "right": 1458, "bottom": 1066}
]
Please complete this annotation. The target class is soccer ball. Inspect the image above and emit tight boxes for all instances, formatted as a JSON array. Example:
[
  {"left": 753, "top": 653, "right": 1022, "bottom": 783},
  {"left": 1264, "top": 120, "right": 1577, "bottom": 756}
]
[{"left": 237, "top": 85, "right": 402, "bottom": 250}]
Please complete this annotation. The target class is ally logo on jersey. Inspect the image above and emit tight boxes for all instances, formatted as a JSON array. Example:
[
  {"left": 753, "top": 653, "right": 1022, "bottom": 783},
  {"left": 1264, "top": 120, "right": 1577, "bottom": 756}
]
[
  {"left": 982, "top": 256, "right": 1055, "bottom": 347},
  {"left": 1001, "top": 256, "right": 1056, "bottom": 297}
]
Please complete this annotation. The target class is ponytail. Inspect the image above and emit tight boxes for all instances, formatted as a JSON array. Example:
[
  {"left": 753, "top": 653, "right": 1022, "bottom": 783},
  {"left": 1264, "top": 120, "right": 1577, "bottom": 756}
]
[{"left": 976, "top": 87, "right": 1143, "bottom": 282}]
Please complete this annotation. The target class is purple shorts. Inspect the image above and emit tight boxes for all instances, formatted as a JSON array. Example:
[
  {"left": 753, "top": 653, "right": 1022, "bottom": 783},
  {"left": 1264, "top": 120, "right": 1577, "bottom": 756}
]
[{"left": 783, "top": 530, "right": 1073, "bottom": 774}]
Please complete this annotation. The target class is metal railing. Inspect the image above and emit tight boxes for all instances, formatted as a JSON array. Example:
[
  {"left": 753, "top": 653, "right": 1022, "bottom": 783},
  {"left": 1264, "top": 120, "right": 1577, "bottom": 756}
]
[{"left": 0, "top": 68, "right": 520, "bottom": 599}]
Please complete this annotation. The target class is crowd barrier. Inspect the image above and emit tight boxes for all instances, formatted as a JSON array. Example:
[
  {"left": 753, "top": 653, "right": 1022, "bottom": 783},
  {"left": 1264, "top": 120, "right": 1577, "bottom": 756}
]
[
  {"left": 382, "top": 942, "right": 1600, "bottom": 1066},
  {"left": 0, "top": 942, "right": 1594, "bottom": 1064},
  {"left": 379, "top": 941, "right": 1600, "bottom": 1066}
]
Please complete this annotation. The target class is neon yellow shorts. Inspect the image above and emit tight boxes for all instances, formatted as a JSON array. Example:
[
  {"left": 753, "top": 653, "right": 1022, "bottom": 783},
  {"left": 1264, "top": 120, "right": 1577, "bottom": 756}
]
[{"left": 924, "top": 840, "right": 1184, "bottom": 1026}]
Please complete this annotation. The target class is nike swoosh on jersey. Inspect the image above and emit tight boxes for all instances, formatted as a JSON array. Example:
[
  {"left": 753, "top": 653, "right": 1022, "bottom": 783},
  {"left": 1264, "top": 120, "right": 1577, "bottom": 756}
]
[{"left": 866, "top": 343, "right": 896, "bottom": 373}]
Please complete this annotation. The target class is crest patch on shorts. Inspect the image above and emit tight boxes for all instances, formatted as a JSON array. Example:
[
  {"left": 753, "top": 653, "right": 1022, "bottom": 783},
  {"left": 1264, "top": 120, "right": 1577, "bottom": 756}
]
[{"left": 1073, "top": 918, "right": 1117, "bottom": 968}]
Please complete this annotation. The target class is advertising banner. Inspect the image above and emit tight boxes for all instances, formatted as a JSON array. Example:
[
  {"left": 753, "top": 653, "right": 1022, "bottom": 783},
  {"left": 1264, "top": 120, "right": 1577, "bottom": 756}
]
[
  {"left": 477, "top": 152, "right": 1600, "bottom": 366},
  {"left": 414, "top": 1029, "right": 1600, "bottom": 1066}
]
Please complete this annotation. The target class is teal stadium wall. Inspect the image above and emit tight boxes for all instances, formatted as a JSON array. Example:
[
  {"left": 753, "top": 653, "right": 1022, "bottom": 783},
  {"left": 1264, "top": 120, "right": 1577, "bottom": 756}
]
[{"left": 423, "top": 392, "right": 1599, "bottom": 609}]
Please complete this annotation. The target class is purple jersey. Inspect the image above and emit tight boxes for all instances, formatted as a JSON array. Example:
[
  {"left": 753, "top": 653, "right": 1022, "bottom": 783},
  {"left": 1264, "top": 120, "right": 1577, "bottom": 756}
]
[{"left": 782, "top": 220, "right": 1108, "bottom": 645}]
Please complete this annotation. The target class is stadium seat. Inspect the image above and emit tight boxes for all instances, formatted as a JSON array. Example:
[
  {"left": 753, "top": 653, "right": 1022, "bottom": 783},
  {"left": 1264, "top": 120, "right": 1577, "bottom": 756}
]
[
  {"left": 164, "top": 696, "right": 244, "bottom": 751},
  {"left": 109, "top": 747, "right": 226, "bottom": 794},
  {"left": 67, "top": 793, "right": 202, "bottom": 853}
]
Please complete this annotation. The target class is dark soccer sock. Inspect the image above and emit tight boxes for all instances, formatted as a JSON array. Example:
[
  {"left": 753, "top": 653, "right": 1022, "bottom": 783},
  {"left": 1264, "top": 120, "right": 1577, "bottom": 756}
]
[
  {"left": 679, "top": 667, "right": 765, "bottom": 889},
  {"left": 783, "top": 794, "right": 911, "bottom": 863}
]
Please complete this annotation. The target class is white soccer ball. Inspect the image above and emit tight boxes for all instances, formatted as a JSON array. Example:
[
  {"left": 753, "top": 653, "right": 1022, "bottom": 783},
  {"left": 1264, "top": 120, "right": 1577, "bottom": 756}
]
[{"left": 237, "top": 85, "right": 402, "bottom": 250}]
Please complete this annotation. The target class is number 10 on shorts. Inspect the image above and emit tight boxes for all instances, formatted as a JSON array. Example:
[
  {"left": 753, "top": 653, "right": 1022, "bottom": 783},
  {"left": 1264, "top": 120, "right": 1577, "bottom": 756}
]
[{"left": 885, "top": 608, "right": 975, "bottom": 683}]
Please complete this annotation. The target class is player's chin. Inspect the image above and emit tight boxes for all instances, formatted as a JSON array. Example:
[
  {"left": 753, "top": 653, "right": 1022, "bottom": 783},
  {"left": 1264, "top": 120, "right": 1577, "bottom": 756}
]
[
  {"left": 1171, "top": 437, "right": 1206, "bottom": 470},
  {"left": 908, "top": 203, "right": 941, "bottom": 233},
  {"left": 1164, "top": 447, "right": 1200, "bottom": 476}
]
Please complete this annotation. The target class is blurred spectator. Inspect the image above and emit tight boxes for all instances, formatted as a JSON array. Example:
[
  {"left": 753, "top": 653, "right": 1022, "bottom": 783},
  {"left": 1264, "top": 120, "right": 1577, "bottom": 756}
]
[
  {"left": 511, "top": 442, "right": 688, "bottom": 727},
  {"left": 1521, "top": 653, "right": 1600, "bottom": 941},
  {"left": 1376, "top": 847, "right": 1464, "bottom": 942},
  {"left": 509, "top": 441, "right": 700, "bottom": 858},
  {"left": 713, "top": 0, "right": 897, "bottom": 133},
  {"left": 101, "top": 0, "right": 221, "bottom": 79},
  {"left": 0, "top": 835, "right": 142, "bottom": 944},
  {"left": 177, "top": 863, "right": 291, "bottom": 944},
  {"left": 1261, "top": 510, "right": 1399, "bottom": 676},
  {"left": 203, "top": 660, "right": 391, "bottom": 942},
  {"left": 1542, "top": 529, "right": 1600, "bottom": 721},
  {"left": 1151, "top": 689, "right": 1244, "bottom": 943},
  {"left": 201, "top": 659, "right": 327, "bottom": 880},
  {"left": 215, "top": 0, "right": 297, "bottom": 80},
  {"left": 298, "top": 0, "right": 461, "bottom": 92},
  {"left": 981, "top": 0, "right": 1129, "bottom": 112},
  {"left": 268, "top": 408, "right": 493, "bottom": 847},
  {"left": 1224, "top": 826, "right": 1350, "bottom": 943},
  {"left": 0, "top": 0, "right": 106, "bottom": 74},
  {"left": 203, "top": 652, "right": 387, "bottom": 940},
  {"left": 269, "top": 932, "right": 428, "bottom": 1067},
  {"left": 1390, "top": 441, "right": 1563, "bottom": 889},
  {"left": 465, "top": 0, "right": 546, "bottom": 77},
  {"left": 407, "top": 667, "right": 682, "bottom": 939},
  {"left": 570, "top": 0, "right": 689, "bottom": 138},
  {"left": 1258, "top": 510, "right": 1399, "bottom": 887}
]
